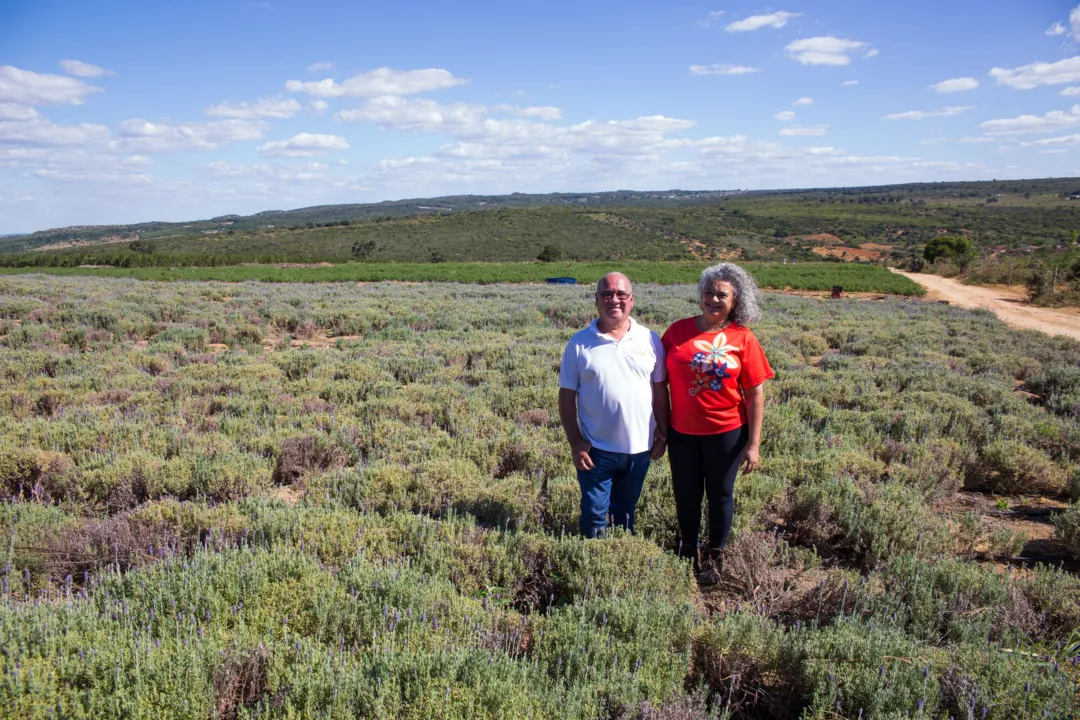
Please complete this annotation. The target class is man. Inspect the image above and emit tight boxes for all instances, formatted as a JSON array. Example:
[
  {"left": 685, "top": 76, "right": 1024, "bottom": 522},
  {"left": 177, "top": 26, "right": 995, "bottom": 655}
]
[{"left": 558, "top": 272, "right": 669, "bottom": 537}]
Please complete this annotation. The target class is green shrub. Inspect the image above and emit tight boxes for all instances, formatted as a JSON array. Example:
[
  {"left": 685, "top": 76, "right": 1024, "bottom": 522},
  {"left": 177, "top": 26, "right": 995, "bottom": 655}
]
[
  {"left": 968, "top": 440, "right": 1065, "bottom": 494},
  {"left": 790, "top": 476, "right": 950, "bottom": 568},
  {"left": 1055, "top": 502, "right": 1080, "bottom": 558}
]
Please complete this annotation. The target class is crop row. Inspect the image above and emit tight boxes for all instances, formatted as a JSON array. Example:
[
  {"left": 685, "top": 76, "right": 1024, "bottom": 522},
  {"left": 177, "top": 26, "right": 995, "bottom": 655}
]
[{"left": 0, "top": 262, "right": 925, "bottom": 295}]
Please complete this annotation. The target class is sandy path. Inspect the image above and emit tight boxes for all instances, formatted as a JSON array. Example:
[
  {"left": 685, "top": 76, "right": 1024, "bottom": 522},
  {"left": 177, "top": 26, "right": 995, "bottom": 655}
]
[{"left": 893, "top": 270, "right": 1080, "bottom": 341}]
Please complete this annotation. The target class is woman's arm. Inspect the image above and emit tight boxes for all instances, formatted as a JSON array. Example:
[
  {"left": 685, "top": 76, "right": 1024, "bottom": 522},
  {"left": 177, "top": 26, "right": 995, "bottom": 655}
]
[{"left": 741, "top": 382, "right": 765, "bottom": 473}]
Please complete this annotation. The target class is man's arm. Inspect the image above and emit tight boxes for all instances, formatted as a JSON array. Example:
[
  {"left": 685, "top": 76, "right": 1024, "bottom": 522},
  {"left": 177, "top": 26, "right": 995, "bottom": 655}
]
[
  {"left": 558, "top": 388, "right": 595, "bottom": 471},
  {"left": 741, "top": 383, "right": 765, "bottom": 473},
  {"left": 650, "top": 381, "right": 669, "bottom": 460}
]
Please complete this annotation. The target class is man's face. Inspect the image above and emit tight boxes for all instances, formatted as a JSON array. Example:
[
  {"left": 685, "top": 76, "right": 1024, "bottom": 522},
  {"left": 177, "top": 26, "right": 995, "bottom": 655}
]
[{"left": 595, "top": 275, "right": 634, "bottom": 325}]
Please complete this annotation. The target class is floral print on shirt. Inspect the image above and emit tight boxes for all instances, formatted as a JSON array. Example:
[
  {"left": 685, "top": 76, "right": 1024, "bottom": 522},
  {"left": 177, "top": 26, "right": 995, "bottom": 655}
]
[{"left": 687, "top": 332, "right": 739, "bottom": 396}]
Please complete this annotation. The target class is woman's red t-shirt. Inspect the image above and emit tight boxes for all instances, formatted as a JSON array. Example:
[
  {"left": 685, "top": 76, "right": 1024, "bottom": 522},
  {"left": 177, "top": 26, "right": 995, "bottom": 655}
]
[{"left": 662, "top": 317, "right": 774, "bottom": 435}]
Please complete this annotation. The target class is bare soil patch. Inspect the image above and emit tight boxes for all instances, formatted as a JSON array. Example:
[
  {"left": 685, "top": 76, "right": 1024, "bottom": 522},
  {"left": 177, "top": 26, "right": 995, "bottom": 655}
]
[
  {"left": 894, "top": 270, "right": 1080, "bottom": 341},
  {"left": 811, "top": 246, "right": 884, "bottom": 261},
  {"left": 261, "top": 328, "right": 360, "bottom": 351},
  {"left": 786, "top": 233, "right": 843, "bottom": 245}
]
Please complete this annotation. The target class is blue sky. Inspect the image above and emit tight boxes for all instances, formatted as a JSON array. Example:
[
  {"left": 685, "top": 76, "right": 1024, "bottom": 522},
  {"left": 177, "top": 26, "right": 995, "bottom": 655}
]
[{"left": 1, "top": 0, "right": 1079, "bottom": 233}]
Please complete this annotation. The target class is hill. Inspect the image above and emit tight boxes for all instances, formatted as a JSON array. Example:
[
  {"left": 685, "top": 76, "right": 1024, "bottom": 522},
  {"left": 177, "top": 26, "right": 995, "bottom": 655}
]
[{"left": 4, "top": 178, "right": 1080, "bottom": 267}]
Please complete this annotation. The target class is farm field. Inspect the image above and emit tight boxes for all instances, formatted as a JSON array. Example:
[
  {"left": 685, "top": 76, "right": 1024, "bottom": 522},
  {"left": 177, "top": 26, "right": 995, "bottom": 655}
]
[
  {"left": 1, "top": 274, "right": 1079, "bottom": 719},
  {"left": 0, "top": 262, "right": 925, "bottom": 295}
]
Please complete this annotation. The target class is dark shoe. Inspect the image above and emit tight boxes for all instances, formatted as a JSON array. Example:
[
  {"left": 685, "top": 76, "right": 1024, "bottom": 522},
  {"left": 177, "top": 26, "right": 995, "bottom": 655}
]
[
  {"left": 696, "top": 548, "right": 723, "bottom": 586},
  {"left": 676, "top": 543, "right": 700, "bottom": 574}
]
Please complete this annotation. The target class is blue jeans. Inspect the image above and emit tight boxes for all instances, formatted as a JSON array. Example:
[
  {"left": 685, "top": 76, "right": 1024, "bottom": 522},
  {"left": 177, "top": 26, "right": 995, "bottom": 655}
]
[{"left": 577, "top": 447, "right": 651, "bottom": 537}]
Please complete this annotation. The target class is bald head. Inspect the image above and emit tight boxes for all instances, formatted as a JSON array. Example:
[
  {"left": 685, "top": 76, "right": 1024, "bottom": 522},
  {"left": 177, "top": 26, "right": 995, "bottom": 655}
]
[{"left": 596, "top": 272, "right": 632, "bottom": 294}]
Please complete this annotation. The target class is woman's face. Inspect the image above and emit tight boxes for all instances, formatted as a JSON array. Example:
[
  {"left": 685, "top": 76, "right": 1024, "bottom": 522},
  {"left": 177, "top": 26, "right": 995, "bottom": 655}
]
[{"left": 700, "top": 280, "right": 736, "bottom": 326}]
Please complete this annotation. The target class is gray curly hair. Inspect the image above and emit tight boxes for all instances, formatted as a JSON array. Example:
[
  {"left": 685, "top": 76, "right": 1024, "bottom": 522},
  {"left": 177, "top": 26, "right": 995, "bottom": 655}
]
[{"left": 698, "top": 262, "right": 762, "bottom": 326}]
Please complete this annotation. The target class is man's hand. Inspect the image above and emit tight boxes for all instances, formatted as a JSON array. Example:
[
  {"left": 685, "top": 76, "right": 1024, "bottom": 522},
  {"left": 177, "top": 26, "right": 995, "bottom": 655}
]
[
  {"left": 741, "top": 445, "right": 760, "bottom": 473},
  {"left": 571, "top": 440, "right": 595, "bottom": 471}
]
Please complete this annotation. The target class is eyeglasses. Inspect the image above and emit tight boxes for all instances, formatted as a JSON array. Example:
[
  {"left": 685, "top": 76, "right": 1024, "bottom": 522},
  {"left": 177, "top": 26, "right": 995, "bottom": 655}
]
[{"left": 598, "top": 290, "right": 632, "bottom": 301}]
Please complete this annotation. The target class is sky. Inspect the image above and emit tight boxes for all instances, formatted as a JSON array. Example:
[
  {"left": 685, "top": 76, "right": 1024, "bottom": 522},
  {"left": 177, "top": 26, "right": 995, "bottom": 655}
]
[{"left": 2, "top": 1, "right": 1080, "bottom": 234}]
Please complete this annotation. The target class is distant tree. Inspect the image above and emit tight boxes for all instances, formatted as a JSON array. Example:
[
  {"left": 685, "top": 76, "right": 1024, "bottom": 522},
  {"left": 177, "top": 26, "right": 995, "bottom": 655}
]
[
  {"left": 924, "top": 235, "right": 975, "bottom": 270},
  {"left": 129, "top": 240, "right": 153, "bottom": 254},
  {"left": 351, "top": 240, "right": 377, "bottom": 259},
  {"left": 1067, "top": 256, "right": 1080, "bottom": 283},
  {"left": 429, "top": 251, "right": 446, "bottom": 264},
  {"left": 537, "top": 244, "right": 563, "bottom": 262},
  {"left": 1026, "top": 261, "right": 1054, "bottom": 300}
]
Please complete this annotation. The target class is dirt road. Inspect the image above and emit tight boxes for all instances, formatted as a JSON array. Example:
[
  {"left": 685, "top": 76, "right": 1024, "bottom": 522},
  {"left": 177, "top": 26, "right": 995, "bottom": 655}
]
[{"left": 893, "top": 270, "right": 1080, "bottom": 341}]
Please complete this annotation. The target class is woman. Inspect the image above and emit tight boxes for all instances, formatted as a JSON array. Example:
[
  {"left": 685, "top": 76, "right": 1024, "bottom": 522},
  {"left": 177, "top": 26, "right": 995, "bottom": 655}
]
[{"left": 660, "top": 263, "right": 773, "bottom": 585}]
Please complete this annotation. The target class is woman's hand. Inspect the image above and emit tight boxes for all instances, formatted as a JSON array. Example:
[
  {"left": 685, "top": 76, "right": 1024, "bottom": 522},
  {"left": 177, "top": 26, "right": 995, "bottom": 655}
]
[
  {"left": 649, "top": 435, "right": 667, "bottom": 460},
  {"left": 741, "top": 444, "right": 760, "bottom": 473}
]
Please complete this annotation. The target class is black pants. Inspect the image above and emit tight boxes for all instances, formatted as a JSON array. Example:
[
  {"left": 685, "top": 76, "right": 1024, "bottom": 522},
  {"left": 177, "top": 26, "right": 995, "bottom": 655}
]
[{"left": 667, "top": 424, "right": 748, "bottom": 553}]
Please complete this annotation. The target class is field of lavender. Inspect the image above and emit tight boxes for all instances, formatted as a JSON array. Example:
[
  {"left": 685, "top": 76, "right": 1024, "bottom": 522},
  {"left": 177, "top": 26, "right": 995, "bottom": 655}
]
[{"left": 1, "top": 274, "right": 1078, "bottom": 719}]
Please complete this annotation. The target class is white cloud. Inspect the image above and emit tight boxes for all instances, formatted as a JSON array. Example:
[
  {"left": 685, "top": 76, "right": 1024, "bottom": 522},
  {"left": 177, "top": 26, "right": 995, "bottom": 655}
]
[
  {"left": 989, "top": 56, "right": 1080, "bottom": 89},
  {"left": 2, "top": 148, "right": 155, "bottom": 185},
  {"left": 785, "top": 37, "right": 870, "bottom": 66},
  {"left": 1018, "top": 133, "right": 1080, "bottom": 148},
  {"left": 697, "top": 11, "right": 725, "bottom": 28},
  {"left": 779, "top": 125, "right": 828, "bottom": 136},
  {"left": 841, "top": 80, "right": 859, "bottom": 86},
  {"left": 0, "top": 65, "right": 103, "bottom": 105},
  {"left": 725, "top": 11, "right": 800, "bottom": 32},
  {"left": 931, "top": 77, "right": 978, "bottom": 93},
  {"left": 306, "top": 61, "right": 333, "bottom": 73},
  {"left": 883, "top": 106, "right": 972, "bottom": 120},
  {"left": 689, "top": 64, "right": 758, "bottom": 75},
  {"left": 1047, "top": 22, "right": 1066, "bottom": 36},
  {"left": 113, "top": 118, "right": 268, "bottom": 152},
  {"left": 204, "top": 96, "right": 302, "bottom": 118},
  {"left": 793, "top": 97, "right": 813, "bottom": 106},
  {"left": 285, "top": 67, "right": 467, "bottom": 98},
  {"left": 58, "top": 60, "right": 113, "bottom": 78},
  {"left": 337, "top": 95, "right": 696, "bottom": 166},
  {"left": 492, "top": 104, "right": 563, "bottom": 120},
  {"left": 0, "top": 116, "right": 110, "bottom": 146},
  {"left": 337, "top": 96, "right": 487, "bottom": 132},
  {"left": 258, "top": 133, "right": 350, "bottom": 157},
  {"left": 0, "top": 103, "right": 39, "bottom": 121},
  {"left": 979, "top": 105, "right": 1080, "bottom": 135},
  {"left": 309, "top": 100, "right": 328, "bottom": 114},
  {"left": 863, "top": 49, "right": 879, "bottom": 58},
  {"left": 1073, "top": 7, "right": 1080, "bottom": 38},
  {"left": 774, "top": 111, "right": 795, "bottom": 121},
  {"left": 206, "top": 160, "right": 328, "bottom": 180}
]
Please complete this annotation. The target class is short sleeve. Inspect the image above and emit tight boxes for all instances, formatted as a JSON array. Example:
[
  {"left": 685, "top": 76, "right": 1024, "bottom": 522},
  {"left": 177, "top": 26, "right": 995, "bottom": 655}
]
[
  {"left": 738, "top": 330, "right": 774, "bottom": 388},
  {"left": 558, "top": 340, "right": 579, "bottom": 390},
  {"left": 660, "top": 324, "right": 674, "bottom": 354},
  {"left": 650, "top": 331, "right": 667, "bottom": 383}
]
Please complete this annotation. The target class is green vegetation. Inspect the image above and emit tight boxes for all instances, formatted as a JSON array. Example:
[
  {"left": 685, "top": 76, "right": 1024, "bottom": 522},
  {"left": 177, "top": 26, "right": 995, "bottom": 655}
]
[
  {"left": 5, "top": 179, "right": 1080, "bottom": 273},
  {"left": 0, "top": 262, "right": 924, "bottom": 295},
  {"left": 923, "top": 235, "right": 975, "bottom": 268},
  {"left": 0, "top": 275, "right": 1077, "bottom": 718}
]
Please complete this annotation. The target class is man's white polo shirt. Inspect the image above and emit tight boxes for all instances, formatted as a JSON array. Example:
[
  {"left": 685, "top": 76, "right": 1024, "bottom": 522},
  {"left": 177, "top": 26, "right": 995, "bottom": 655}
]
[{"left": 559, "top": 317, "right": 666, "bottom": 454}]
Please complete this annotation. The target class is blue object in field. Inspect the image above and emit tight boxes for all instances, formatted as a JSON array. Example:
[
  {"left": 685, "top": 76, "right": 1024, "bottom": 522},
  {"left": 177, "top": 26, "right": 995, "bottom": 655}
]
[{"left": 545, "top": 277, "right": 577, "bottom": 285}]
